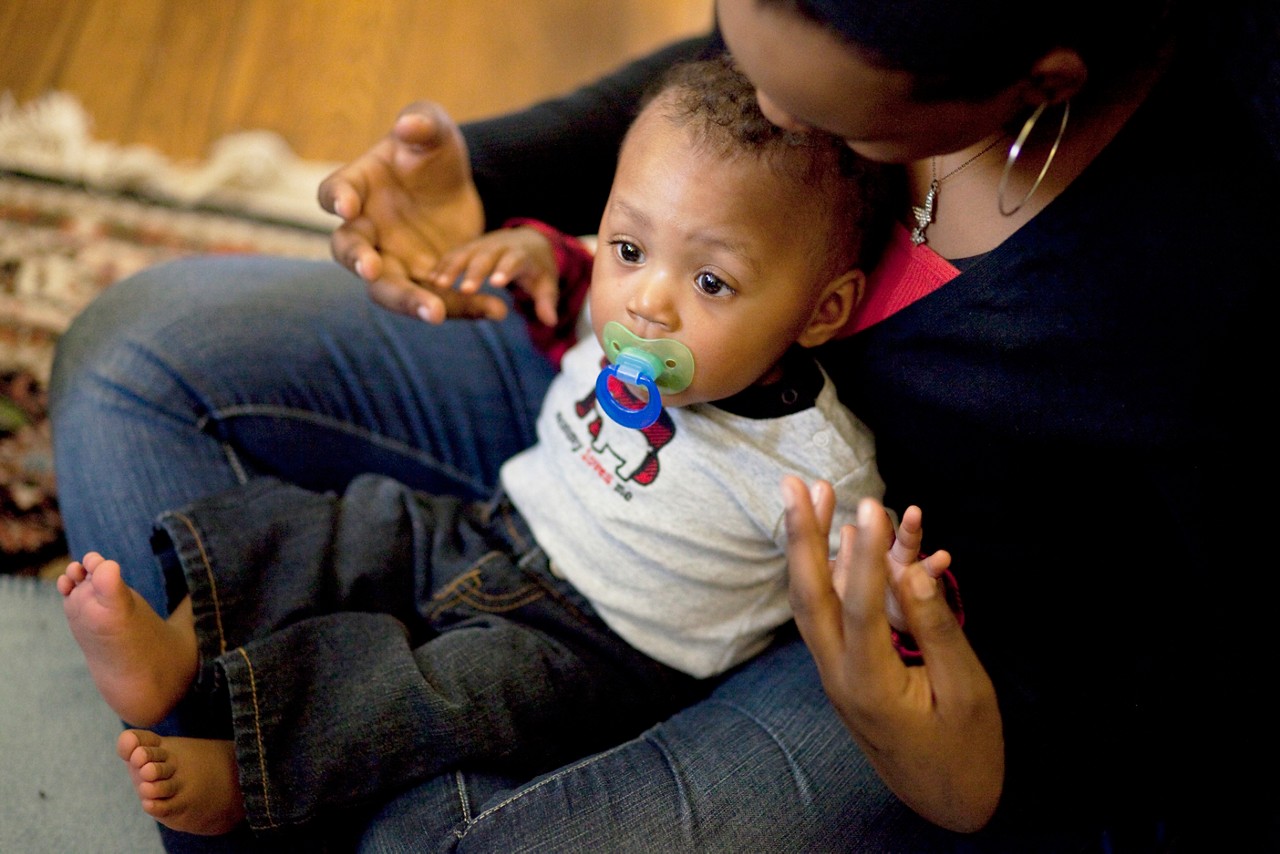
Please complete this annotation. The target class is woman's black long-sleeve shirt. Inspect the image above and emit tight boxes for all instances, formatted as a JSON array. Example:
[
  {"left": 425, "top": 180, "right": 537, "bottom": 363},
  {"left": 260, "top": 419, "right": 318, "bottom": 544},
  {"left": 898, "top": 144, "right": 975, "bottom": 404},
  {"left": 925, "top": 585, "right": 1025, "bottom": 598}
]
[{"left": 456, "top": 25, "right": 1279, "bottom": 847}]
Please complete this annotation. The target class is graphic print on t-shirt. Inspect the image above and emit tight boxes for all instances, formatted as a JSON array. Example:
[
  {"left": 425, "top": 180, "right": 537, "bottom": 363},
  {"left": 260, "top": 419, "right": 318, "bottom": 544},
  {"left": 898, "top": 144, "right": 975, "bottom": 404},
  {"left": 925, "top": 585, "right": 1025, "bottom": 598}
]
[{"left": 555, "top": 359, "right": 675, "bottom": 499}]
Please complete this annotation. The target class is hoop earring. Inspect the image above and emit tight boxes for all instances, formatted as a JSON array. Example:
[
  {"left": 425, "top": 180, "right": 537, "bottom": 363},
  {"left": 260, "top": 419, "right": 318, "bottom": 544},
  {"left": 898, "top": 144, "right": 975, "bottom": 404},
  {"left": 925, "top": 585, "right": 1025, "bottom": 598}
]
[{"left": 996, "top": 100, "right": 1070, "bottom": 217}]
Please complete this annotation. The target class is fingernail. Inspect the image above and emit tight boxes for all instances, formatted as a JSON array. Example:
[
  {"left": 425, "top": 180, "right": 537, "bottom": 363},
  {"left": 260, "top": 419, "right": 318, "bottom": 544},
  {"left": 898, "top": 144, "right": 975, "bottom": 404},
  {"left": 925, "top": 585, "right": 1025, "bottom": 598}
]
[
  {"left": 416, "top": 305, "right": 434, "bottom": 323},
  {"left": 857, "top": 499, "right": 875, "bottom": 526},
  {"left": 355, "top": 259, "right": 366, "bottom": 279}
]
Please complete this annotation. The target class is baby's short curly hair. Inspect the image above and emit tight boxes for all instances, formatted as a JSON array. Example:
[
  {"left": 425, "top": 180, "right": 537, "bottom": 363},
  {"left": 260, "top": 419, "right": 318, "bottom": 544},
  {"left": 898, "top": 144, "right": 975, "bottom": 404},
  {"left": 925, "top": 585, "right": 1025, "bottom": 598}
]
[{"left": 636, "top": 53, "right": 895, "bottom": 277}]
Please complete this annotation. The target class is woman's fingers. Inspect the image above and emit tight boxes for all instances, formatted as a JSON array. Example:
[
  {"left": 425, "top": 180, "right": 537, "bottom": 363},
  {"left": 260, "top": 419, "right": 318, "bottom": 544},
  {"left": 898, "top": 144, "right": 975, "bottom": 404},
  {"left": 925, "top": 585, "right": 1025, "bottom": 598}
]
[
  {"left": 835, "top": 499, "right": 901, "bottom": 688},
  {"left": 783, "top": 476, "right": 845, "bottom": 664}
]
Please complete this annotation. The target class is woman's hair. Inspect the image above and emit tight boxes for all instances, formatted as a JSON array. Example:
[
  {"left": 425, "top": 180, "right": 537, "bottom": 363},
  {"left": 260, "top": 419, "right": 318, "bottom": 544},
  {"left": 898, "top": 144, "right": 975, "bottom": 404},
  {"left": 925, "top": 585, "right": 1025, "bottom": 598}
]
[
  {"left": 760, "top": 0, "right": 1179, "bottom": 101},
  {"left": 634, "top": 52, "right": 899, "bottom": 275}
]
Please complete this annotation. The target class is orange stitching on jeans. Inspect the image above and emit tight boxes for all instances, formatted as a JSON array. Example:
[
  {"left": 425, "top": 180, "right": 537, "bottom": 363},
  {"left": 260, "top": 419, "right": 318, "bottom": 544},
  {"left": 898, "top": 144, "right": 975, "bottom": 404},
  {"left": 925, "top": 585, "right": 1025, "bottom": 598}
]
[
  {"left": 169, "top": 512, "right": 229, "bottom": 655},
  {"left": 426, "top": 553, "right": 545, "bottom": 619},
  {"left": 235, "top": 646, "right": 276, "bottom": 829}
]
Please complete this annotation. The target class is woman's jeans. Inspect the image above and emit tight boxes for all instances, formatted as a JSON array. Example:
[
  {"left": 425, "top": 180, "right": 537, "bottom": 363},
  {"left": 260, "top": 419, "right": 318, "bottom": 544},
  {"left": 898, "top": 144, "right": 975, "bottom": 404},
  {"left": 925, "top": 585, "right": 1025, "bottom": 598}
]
[{"left": 49, "top": 256, "right": 1114, "bottom": 853}]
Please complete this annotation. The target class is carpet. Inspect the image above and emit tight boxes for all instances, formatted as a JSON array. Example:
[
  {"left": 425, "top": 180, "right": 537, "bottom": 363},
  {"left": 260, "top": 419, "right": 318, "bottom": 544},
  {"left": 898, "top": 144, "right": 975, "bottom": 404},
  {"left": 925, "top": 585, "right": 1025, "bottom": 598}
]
[
  {"left": 0, "top": 98, "right": 337, "bottom": 852},
  {"left": 0, "top": 573, "right": 166, "bottom": 853},
  {"left": 0, "top": 96, "right": 337, "bottom": 575}
]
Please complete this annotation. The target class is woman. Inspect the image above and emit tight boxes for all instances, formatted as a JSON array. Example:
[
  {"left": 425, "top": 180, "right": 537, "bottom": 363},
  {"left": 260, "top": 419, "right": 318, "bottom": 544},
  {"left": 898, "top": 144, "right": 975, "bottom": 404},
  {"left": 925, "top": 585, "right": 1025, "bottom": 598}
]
[{"left": 50, "top": 0, "right": 1276, "bottom": 850}]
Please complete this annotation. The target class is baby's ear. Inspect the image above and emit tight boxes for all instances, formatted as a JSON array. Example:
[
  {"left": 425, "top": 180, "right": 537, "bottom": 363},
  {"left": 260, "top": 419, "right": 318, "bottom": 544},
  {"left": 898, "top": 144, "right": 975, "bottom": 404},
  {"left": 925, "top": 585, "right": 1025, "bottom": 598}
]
[{"left": 797, "top": 268, "right": 864, "bottom": 348}]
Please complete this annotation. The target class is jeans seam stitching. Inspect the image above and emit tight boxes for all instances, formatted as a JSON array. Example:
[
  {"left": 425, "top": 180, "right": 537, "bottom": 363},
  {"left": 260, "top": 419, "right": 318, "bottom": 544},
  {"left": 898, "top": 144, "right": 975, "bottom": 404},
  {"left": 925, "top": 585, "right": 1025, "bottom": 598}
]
[
  {"left": 461, "top": 741, "right": 635, "bottom": 832},
  {"left": 426, "top": 556, "right": 546, "bottom": 620},
  {"left": 454, "top": 769, "right": 472, "bottom": 826},
  {"left": 234, "top": 646, "right": 278, "bottom": 830},
  {"left": 205, "top": 403, "right": 482, "bottom": 492},
  {"left": 168, "top": 511, "right": 228, "bottom": 656}
]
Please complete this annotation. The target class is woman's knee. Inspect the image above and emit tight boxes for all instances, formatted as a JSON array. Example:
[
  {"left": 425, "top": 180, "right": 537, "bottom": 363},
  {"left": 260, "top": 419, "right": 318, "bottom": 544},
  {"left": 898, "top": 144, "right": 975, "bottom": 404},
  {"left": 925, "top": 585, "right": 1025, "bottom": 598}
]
[{"left": 50, "top": 256, "right": 352, "bottom": 415}]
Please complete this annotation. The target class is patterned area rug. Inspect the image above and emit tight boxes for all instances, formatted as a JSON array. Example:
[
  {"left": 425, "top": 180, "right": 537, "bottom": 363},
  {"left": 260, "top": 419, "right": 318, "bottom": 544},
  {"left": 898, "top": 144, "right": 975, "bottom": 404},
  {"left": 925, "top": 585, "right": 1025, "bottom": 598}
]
[{"left": 0, "top": 170, "right": 332, "bottom": 574}]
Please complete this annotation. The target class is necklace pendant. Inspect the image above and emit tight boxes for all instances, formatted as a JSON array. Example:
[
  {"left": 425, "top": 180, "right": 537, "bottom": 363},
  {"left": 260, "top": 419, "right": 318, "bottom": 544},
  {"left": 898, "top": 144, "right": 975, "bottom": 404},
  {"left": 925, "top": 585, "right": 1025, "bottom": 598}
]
[{"left": 910, "top": 179, "right": 938, "bottom": 246}]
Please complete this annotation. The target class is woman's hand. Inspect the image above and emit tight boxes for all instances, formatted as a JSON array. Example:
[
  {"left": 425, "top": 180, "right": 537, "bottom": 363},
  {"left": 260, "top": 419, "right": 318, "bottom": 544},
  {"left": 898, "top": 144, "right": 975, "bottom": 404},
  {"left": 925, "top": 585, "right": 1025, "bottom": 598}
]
[
  {"left": 318, "top": 101, "right": 488, "bottom": 323},
  {"left": 782, "top": 476, "right": 1004, "bottom": 833}
]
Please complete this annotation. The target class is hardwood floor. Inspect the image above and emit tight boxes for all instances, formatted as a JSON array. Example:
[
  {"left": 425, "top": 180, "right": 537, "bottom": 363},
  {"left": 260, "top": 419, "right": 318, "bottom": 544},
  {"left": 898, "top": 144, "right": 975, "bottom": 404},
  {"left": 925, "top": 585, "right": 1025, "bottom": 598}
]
[{"left": 0, "top": 1, "right": 714, "bottom": 163}]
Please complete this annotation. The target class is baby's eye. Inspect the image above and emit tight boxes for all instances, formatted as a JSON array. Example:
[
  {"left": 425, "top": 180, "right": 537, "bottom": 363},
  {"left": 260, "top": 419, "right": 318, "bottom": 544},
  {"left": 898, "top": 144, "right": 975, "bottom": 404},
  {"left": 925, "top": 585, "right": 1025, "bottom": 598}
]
[
  {"left": 694, "top": 271, "right": 735, "bottom": 297},
  {"left": 610, "top": 240, "right": 643, "bottom": 264}
]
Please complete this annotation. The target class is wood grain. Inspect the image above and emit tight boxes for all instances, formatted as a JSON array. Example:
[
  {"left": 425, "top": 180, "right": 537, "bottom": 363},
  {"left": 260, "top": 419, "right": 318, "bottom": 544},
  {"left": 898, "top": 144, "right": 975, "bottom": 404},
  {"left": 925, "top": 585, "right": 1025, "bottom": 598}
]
[{"left": 1, "top": 0, "right": 714, "bottom": 162}]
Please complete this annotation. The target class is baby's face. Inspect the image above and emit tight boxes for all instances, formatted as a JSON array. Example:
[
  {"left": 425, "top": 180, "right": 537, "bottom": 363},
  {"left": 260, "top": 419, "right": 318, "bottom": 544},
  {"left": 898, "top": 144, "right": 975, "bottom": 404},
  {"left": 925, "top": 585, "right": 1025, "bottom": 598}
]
[{"left": 589, "top": 104, "right": 839, "bottom": 408}]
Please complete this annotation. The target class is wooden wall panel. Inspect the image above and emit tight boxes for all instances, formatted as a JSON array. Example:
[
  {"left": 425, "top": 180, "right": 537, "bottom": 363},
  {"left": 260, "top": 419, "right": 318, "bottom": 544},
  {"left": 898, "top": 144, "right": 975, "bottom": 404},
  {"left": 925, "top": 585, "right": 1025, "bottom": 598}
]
[
  {"left": 64, "top": 1, "right": 249, "bottom": 160},
  {"left": 1, "top": 2, "right": 94, "bottom": 104},
  {"left": 1, "top": 0, "right": 715, "bottom": 163},
  {"left": 121, "top": 2, "right": 249, "bottom": 158}
]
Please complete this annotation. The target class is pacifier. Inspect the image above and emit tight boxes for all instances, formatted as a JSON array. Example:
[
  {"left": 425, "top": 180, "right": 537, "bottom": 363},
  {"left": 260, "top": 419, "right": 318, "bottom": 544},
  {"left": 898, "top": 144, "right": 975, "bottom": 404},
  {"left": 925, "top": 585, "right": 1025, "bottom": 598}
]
[{"left": 595, "top": 321, "right": 695, "bottom": 429}]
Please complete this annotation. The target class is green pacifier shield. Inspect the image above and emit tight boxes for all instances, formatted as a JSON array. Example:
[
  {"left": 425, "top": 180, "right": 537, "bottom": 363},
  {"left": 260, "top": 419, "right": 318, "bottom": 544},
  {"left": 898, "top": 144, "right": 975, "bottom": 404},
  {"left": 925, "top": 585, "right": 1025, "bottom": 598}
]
[{"left": 601, "top": 321, "right": 695, "bottom": 392}]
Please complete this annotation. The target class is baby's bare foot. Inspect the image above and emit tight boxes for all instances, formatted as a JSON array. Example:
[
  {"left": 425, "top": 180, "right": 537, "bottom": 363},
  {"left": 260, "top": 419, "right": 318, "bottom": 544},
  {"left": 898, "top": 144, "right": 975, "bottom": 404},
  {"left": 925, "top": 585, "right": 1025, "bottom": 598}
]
[
  {"left": 118, "top": 729, "right": 246, "bottom": 836},
  {"left": 59, "top": 553, "right": 197, "bottom": 727}
]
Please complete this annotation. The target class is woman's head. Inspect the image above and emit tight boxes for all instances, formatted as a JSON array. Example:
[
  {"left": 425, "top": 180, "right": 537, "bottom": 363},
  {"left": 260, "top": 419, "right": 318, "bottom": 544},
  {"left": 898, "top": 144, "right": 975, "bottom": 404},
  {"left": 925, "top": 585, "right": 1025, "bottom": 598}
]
[
  {"left": 717, "top": 0, "right": 1177, "bottom": 161},
  {"left": 766, "top": 0, "right": 1175, "bottom": 101}
]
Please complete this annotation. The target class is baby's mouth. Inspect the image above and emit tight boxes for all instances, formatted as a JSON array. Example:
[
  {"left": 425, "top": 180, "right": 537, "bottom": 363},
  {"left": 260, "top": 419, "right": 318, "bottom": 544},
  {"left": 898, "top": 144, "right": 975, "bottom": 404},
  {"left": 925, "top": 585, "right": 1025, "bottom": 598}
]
[
  {"left": 600, "top": 321, "right": 694, "bottom": 393},
  {"left": 595, "top": 321, "right": 696, "bottom": 429}
]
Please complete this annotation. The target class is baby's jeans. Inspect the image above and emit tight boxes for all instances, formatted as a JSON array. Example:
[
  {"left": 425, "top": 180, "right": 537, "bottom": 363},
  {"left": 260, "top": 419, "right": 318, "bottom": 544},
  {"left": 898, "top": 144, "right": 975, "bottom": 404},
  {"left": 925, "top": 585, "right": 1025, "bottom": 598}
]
[{"left": 152, "top": 474, "right": 701, "bottom": 834}]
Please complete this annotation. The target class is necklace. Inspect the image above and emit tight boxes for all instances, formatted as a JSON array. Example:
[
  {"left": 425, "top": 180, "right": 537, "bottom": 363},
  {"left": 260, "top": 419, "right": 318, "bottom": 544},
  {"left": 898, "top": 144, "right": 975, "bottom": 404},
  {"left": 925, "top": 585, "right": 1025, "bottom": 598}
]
[{"left": 910, "top": 135, "right": 1006, "bottom": 247}]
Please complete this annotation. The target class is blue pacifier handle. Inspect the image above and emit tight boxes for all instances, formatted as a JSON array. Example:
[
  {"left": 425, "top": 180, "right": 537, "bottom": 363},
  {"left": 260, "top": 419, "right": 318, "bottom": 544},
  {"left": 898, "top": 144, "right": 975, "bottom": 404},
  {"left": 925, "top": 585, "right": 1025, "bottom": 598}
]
[
  {"left": 596, "top": 322, "right": 696, "bottom": 429},
  {"left": 596, "top": 350, "right": 665, "bottom": 429}
]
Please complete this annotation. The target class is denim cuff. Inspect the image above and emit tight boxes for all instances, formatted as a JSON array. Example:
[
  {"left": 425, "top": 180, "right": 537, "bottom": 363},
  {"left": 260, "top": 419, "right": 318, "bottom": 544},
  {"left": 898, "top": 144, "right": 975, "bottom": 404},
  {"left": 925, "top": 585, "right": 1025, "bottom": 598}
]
[
  {"left": 151, "top": 510, "right": 236, "bottom": 696},
  {"left": 150, "top": 526, "right": 189, "bottom": 616}
]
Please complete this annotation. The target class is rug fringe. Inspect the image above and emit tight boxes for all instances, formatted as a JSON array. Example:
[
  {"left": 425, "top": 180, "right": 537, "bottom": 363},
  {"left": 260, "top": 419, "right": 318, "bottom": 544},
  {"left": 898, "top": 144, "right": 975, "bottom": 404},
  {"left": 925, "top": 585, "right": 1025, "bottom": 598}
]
[{"left": 0, "top": 90, "right": 342, "bottom": 231}]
